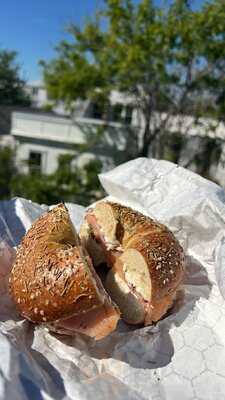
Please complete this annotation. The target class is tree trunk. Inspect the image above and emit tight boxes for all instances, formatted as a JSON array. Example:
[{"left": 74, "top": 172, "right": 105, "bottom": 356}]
[{"left": 138, "top": 111, "right": 153, "bottom": 157}]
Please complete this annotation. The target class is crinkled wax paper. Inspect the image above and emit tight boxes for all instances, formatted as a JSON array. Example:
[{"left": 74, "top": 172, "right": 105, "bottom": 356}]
[{"left": 0, "top": 157, "right": 225, "bottom": 400}]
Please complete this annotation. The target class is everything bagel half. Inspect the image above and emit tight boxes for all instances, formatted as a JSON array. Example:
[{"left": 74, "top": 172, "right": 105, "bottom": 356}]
[
  {"left": 9, "top": 204, "right": 120, "bottom": 340},
  {"left": 80, "top": 201, "right": 185, "bottom": 325}
]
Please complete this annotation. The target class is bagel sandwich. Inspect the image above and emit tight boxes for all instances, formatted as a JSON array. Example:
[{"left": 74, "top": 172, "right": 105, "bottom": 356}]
[{"left": 80, "top": 201, "right": 185, "bottom": 325}]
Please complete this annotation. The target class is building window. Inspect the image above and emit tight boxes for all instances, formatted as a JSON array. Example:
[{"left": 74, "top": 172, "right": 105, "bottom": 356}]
[
  {"left": 28, "top": 151, "right": 42, "bottom": 173},
  {"left": 32, "top": 87, "right": 39, "bottom": 96},
  {"left": 111, "top": 104, "right": 123, "bottom": 122},
  {"left": 124, "top": 105, "right": 133, "bottom": 125},
  {"left": 91, "top": 102, "right": 105, "bottom": 120}
]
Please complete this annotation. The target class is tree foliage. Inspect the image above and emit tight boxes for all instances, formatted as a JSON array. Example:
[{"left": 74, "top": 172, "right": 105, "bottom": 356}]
[
  {"left": 0, "top": 50, "right": 30, "bottom": 106},
  {"left": 9, "top": 153, "right": 104, "bottom": 206},
  {"left": 0, "top": 140, "right": 221, "bottom": 204},
  {"left": 41, "top": 0, "right": 225, "bottom": 158}
]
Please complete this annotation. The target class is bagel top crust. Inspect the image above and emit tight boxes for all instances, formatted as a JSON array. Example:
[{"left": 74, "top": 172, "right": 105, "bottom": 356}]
[{"left": 9, "top": 204, "right": 105, "bottom": 323}]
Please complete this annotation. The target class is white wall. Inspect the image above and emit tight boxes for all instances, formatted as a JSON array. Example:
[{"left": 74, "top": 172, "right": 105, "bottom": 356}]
[
  {"left": 25, "top": 83, "right": 48, "bottom": 108},
  {"left": 12, "top": 112, "right": 86, "bottom": 145},
  {"left": 11, "top": 112, "right": 86, "bottom": 174},
  {"left": 0, "top": 135, "right": 15, "bottom": 148},
  {"left": 25, "top": 82, "right": 70, "bottom": 116},
  {"left": 10, "top": 108, "right": 225, "bottom": 188},
  {"left": 15, "top": 140, "right": 76, "bottom": 174},
  {"left": 11, "top": 111, "right": 124, "bottom": 175}
]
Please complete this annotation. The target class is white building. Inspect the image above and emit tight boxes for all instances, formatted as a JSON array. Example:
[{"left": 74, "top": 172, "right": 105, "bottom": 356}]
[
  {"left": 9, "top": 85, "right": 225, "bottom": 187},
  {"left": 11, "top": 112, "right": 83, "bottom": 174},
  {"left": 25, "top": 82, "right": 135, "bottom": 120},
  {"left": 25, "top": 81, "right": 70, "bottom": 116},
  {"left": 11, "top": 108, "right": 132, "bottom": 175},
  {"left": 10, "top": 87, "right": 136, "bottom": 174},
  {"left": 25, "top": 81, "right": 48, "bottom": 109}
]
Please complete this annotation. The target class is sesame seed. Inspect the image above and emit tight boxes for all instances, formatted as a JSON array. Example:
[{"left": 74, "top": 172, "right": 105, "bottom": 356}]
[
  {"left": 156, "top": 263, "right": 161, "bottom": 270},
  {"left": 34, "top": 307, "right": 38, "bottom": 314},
  {"left": 18, "top": 297, "right": 21, "bottom": 304},
  {"left": 42, "top": 317, "right": 47, "bottom": 322},
  {"left": 170, "top": 269, "right": 174, "bottom": 274},
  {"left": 45, "top": 299, "right": 49, "bottom": 306},
  {"left": 40, "top": 310, "right": 44, "bottom": 316}
]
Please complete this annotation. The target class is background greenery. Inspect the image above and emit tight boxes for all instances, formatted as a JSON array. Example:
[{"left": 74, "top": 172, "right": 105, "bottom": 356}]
[
  {"left": 0, "top": 50, "right": 30, "bottom": 106},
  {"left": 0, "top": 147, "right": 104, "bottom": 206},
  {"left": 0, "top": 0, "right": 225, "bottom": 205},
  {"left": 41, "top": 0, "right": 225, "bottom": 158}
]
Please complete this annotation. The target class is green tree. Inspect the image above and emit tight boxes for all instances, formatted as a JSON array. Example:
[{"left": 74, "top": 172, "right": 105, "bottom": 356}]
[
  {"left": 11, "top": 154, "right": 104, "bottom": 206},
  {"left": 11, "top": 172, "right": 60, "bottom": 205},
  {"left": 41, "top": 0, "right": 225, "bottom": 159},
  {"left": 0, "top": 50, "right": 30, "bottom": 106}
]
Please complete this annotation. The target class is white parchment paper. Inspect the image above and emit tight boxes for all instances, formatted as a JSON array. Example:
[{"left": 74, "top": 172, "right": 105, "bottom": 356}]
[{"left": 0, "top": 157, "right": 225, "bottom": 400}]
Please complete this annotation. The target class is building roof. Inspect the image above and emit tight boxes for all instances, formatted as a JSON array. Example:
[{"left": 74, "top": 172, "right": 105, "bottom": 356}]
[{"left": 26, "top": 80, "right": 45, "bottom": 88}]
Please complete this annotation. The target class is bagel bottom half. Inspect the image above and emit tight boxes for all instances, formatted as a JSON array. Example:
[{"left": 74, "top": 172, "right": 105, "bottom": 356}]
[{"left": 80, "top": 201, "right": 185, "bottom": 325}]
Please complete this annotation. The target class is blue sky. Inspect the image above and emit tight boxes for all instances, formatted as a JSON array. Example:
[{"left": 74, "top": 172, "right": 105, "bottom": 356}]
[{"left": 0, "top": 0, "right": 205, "bottom": 82}]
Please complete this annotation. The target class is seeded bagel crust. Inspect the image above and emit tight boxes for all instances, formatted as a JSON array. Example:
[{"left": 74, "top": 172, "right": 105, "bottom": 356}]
[
  {"left": 80, "top": 201, "right": 185, "bottom": 325},
  {"left": 9, "top": 204, "right": 106, "bottom": 323}
]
